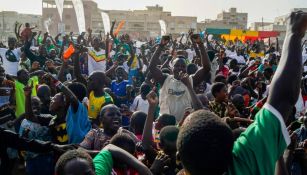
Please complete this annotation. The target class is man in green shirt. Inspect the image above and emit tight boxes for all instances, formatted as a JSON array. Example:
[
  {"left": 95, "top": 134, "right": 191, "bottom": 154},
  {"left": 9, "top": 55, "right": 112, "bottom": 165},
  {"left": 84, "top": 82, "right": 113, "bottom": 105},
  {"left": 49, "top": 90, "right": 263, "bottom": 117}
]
[{"left": 176, "top": 11, "right": 307, "bottom": 175}]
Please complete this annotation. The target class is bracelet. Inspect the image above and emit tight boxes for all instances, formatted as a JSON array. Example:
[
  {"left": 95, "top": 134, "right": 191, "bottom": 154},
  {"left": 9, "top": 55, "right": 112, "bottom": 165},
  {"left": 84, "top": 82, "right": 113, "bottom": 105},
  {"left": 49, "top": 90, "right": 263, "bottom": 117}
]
[{"left": 55, "top": 81, "right": 63, "bottom": 89}]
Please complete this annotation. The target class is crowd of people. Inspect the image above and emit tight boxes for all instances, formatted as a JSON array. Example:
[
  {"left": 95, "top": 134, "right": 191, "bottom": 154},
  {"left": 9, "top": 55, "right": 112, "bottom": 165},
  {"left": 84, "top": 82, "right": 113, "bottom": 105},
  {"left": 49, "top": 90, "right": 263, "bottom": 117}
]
[{"left": 0, "top": 11, "right": 307, "bottom": 175}]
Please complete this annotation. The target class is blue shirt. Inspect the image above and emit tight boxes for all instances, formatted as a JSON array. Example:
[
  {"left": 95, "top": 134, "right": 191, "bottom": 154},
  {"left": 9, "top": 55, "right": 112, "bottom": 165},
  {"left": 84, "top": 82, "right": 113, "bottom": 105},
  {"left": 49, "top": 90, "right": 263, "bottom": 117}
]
[
  {"left": 111, "top": 80, "right": 129, "bottom": 97},
  {"left": 66, "top": 102, "right": 91, "bottom": 144}
]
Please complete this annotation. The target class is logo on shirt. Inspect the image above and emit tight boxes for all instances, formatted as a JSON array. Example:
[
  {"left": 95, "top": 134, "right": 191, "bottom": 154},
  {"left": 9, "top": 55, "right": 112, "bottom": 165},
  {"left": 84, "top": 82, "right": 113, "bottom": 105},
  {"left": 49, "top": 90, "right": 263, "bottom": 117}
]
[{"left": 168, "top": 89, "right": 185, "bottom": 96}]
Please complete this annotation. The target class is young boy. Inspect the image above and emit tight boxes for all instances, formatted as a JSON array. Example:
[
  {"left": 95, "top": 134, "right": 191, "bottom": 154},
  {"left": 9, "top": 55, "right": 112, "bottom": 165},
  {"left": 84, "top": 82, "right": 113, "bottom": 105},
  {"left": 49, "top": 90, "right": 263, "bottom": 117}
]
[
  {"left": 55, "top": 149, "right": 95, "bottom": 175},
  {"left": 209, "top": 82, "right": 229, "bottom": 118},
  {"left": 130, "top": 83, "right": 151, "bottom": 114},
  {"left": 21, "top": 23, "right": 36, "bottom": 42}
]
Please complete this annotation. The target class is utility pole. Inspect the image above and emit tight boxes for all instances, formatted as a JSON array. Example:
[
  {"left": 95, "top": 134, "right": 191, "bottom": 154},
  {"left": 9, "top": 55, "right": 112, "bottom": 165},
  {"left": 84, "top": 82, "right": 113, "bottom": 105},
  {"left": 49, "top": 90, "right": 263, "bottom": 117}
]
[{"left": 261, "top": 17, "right": 264, "bottom": 31}]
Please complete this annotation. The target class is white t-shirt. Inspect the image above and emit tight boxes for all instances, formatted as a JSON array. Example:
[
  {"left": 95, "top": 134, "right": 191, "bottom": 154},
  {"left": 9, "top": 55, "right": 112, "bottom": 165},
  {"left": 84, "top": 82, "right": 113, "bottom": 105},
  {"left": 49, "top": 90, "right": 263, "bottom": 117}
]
[
  {"left": 130, "top": 95, "right": 149, "bottom": 114},
  {"left": 185, "top": 49, "right": 196, "bottom": 63},
  {"left": 225, "top": 49, "right": 237, "bottom": 58},
  {"left": 87, "top": 47, "right": 106, "bottom": 75},
  {"left": 0, "top": 48, "right": 21, "bottom": 76},
  {"left": 159, "top": 74, "right": 193, "bottom": 122},
  {"left": 232, "top": 55, "right": 246, "bottom": 64}
]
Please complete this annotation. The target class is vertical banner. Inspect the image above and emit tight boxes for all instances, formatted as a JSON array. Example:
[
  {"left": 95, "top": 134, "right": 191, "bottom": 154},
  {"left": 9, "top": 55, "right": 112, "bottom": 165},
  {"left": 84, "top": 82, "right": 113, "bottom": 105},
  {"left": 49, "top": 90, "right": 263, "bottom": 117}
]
[
  {"left": 72, "top": 0, "right": 86, "bottom": 33},
  {"left": 54, "top": 0, "right": 64, "bottom": 21},
  {"left": 101, "top": 12, "right": 111, "bottom": 35},
  {"left": 159, "top": 20, "right": 167, "bottom": 36}
]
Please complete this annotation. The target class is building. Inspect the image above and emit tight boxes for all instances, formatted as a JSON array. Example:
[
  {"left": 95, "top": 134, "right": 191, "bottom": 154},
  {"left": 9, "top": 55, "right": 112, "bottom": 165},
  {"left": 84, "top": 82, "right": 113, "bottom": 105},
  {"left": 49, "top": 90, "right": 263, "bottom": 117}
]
[
  {"left": 105, "top": 5, "right": 197, "bottom": 38},
  {"left": 249, "top": 22, "right": 273, "bottom": 31},
  {"left": 198, "top": 8, "right": 248, "bottom": 30},
  {"left": 42, "top": 1, "right": 197, "bottom": 38},
  {"left": 0, "top": 11, "right": 42, "bottom": 42},
  {"left": 42, "top": 0, "right": 101, "bottom": 35},
  {"left": 258, "top": 8, "right": 307, "bottom": 46}
]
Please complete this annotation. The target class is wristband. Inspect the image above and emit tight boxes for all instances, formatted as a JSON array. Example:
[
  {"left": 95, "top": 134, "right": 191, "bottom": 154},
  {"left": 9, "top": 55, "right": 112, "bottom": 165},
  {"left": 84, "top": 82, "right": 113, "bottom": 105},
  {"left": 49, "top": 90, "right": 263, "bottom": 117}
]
[{"left": 55, "top": 81, "right": 63, "bottom": 89}]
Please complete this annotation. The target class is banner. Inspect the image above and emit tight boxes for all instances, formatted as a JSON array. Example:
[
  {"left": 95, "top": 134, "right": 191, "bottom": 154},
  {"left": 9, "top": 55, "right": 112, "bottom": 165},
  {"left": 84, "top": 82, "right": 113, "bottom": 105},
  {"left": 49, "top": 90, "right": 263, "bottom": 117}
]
[
  {"left": 72, "top": 0, "right": 86, "bottom": 33},
  {"left": 114, "top": 20, "right": 125, "bottom": 36},
  {"left": 101, "top": 12, "right": 111, "bottom": 35},
  {"left": 54, "top": 0, "right": 64, "bottom": 21},
  {"left": 159, "top": 20, "right": 167, "bottom": 36}
]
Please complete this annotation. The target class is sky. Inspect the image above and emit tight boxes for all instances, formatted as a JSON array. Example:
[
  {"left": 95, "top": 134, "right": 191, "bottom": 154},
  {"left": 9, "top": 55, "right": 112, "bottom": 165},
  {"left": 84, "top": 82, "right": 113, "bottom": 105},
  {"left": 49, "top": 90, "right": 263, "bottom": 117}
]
[{"left": 0, "top": 0, "right": 306, "bottom": 24}]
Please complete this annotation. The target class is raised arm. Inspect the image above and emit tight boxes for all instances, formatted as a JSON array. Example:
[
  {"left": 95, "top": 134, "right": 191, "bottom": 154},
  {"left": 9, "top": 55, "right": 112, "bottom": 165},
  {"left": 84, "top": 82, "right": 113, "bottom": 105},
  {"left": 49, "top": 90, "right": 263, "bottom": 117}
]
[
  {"left": 103, "top": 144, "right": 152, "bottom": 175},
  {"left": 148, "top": 37, "right": 169, "bottom": 85},
  {"left": 49, "top": 74, "right": 80, "bottom": 113},
  {"left": 49, "top": 36, "right": 60, "bottom": 48},
  {"left": 110, "top": 20, "right": 116, "bottom": 40},
  {"left": 54, "top": 33, "right": 61, "bottom": 44},
  {"left": 87, "top": 28, "right": 92, "bottom": 46},
  {"left": 267, "top": 12, "right": 307, "bottom": 120},
  {"left": 72, "top": 47, "right": 87, "bottom": 86},
  {"left": 24, "top": 34, "right": 39, "bottom": 62},
  {"left": 127, "top": 42, "right": 135, "bottom": 67},
  {"left": 24, "top": 83, "right": 37, "bottom": 122},
  {"left": 142, "top": 91, "right": 158, "bottom": 150},
  {"left": 191, "top": 34, "right": 211, "bottom": 87},
  {"left": 42, "top": 32, "right": 48, "bottom": 45},
  {"left": 105, "top": 33, "right": 110, "bottom": 60}
]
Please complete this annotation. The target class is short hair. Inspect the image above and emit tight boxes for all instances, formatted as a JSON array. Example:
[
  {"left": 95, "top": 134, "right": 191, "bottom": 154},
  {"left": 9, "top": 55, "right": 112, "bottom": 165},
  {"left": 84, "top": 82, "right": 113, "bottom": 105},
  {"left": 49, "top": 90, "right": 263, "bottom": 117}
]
[
  {"left": 110, "top": 133, "right": 136, "bottom": 154},
  {"left": 130, "top": 111, "right": 147, "bottom": 135},
  {"left": 158, "top": 114, "right": 176, "bottom": 127},
  {"left": 187, "top": 63, "right": 198, "bottom": 75},
  {"left": 214, "top": 74, "right": 226, "bottom": 83},
  {"left": 161, "top": 68, "right": 171, "bottom": 74},
  {"left": 99, "top": 104, "right": 119, "bottom": 120},
  {"left": 211, "top": 82, "right": 226, "bottom": 98},
  {"left": 8, "top": 37, "right": 17, "bottom": 43},
  {"left": 227, "top": 74, "right": 238, "bottom": 85},
  {"left": 140, "top": 83, "right": 151, "bottom": 94},
  {"left": 55, "top": 149, "right": 94, "bottom": 175},
  {"left": 177, "top": 110, "right": 234, "bottom": 175},
  {"left": 67, "top": 82, "right": 87, "bottom": 102},
  {"left": 159, "top": 126, "right": 179, "bottom": 144}
]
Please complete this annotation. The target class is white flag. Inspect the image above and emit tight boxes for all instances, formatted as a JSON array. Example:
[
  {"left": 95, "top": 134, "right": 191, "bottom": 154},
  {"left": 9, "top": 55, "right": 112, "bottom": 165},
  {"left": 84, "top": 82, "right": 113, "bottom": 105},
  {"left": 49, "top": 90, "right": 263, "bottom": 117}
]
[
  {"left": 101, "top": 12, "right": 111, "bottom": 35},
  {"left": 44, "top": 18, "right": 52, "bottom": 33},
  {"left": 54, "top": 0, "right": 64, "bottom": 21},
  {"left": 72, "top": 0, "right": 86, "bottom": 33},
  {"left": 159, "top": 20, "right": 167, "bottom": 36}
]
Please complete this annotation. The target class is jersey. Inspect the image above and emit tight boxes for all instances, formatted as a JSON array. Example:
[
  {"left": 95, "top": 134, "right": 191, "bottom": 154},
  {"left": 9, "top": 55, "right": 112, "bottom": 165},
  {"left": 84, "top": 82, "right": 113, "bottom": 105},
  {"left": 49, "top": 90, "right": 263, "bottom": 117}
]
[
  {"left": 88, "top": 91, "right": 113, "bottom": 120},
  {"left": 228, "top": 103, "right": 290, "bottom": 175},
  {"left": 87, "top": 47, "right": 106, "bottom": 75}
]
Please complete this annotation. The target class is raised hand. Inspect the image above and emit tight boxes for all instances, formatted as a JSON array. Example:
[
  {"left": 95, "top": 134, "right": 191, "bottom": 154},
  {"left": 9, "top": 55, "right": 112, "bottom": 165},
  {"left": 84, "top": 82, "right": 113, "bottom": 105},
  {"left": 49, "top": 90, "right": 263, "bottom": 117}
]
[
  {"left": 87, "top": 28, "right": 92, "bottom": 34},
  {"left": 150, "top": 154, "right": 171, "bottom": 174},
  {"left": 146, "top": 90, "right": 159, "bottom": 106},
  {"left": 24, "top": 82, "right": 33, "bottom": 97},
  {"left": 190, "top": 34, "right": 203, "bottom": 44},
  {"left": 288, "top": 11, "right": 307, "bottom": 38},
  {"left": 112, "top": 20, "right": 116, "bottom": 26},
  {"left": 69, "top": 31, "right": 73, "bottom": 36},
  {"left": 44, "top": 32, "right": 49, "bottom": 38},
  {"left": 179, "top": 71, "right": 191, "bottom": 88}
]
